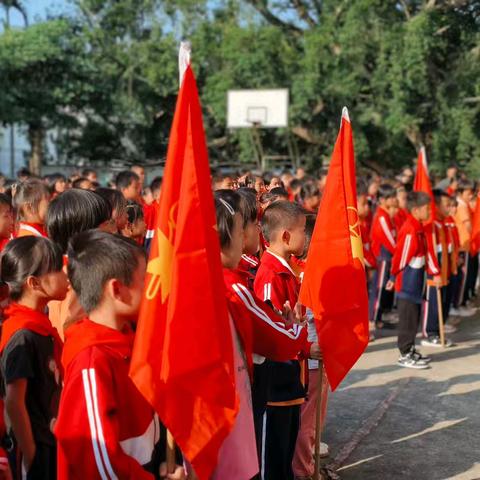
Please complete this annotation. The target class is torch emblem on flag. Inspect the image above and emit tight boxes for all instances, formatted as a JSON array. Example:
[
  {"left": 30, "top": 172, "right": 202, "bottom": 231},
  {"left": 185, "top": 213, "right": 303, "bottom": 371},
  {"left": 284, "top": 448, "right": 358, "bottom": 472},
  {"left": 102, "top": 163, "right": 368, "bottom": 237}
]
[{"left": 347, "top": 206, "right": 365, "bottom": 265}]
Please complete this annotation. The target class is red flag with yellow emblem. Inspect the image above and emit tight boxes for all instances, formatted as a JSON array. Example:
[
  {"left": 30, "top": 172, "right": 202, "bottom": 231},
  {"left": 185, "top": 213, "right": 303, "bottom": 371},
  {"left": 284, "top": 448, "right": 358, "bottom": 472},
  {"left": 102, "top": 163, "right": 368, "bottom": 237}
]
[
  {"left": 299, "top": 108, "right": 369, "bottom": 391},
  {"left": 129, "top": 64, "right": 237, "bottom": 479}
]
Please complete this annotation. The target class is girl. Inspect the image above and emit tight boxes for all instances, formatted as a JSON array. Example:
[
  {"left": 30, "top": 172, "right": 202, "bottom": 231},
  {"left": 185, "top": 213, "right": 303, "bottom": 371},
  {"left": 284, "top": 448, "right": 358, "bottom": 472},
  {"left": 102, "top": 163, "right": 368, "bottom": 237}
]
[
  {"left": 122, "top": 201, "right": 147, "bottom": 244},
  {"left": 96, "top": 187, "right": 129, "bottom": 232},
  {"left": 46, "top": 189, "right": 114, "bottom": 337},
  {"left": 299, "top": 181, "right": 321, "bottom": 212},
  {"left": 44, "top": 174, "right": 67, "bottom": 198},
  {"left": 14, "top": 180, "right": 50, "bottom": 238},
  {"left": 0, "top": 237, "right": 68, "bottom": 480}
]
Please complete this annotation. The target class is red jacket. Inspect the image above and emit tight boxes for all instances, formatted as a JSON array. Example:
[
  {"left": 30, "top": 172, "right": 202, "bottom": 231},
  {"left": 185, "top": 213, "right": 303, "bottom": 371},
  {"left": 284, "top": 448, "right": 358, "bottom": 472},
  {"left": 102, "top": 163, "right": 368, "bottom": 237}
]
[
  {"left": 55, "top": 319, "right": 159, "bottom": 479},
  {"left": 394, "top": 208, "right": 408, "bottom": 233},
  {"left": 224, "top": 268, "right": 310, "bottom": 375},
  {"left": 360, "top": 219, "right": 376, "bottom": 269},
  {"left": 371, "top": 207, "right": 396, "bottom": 259}
]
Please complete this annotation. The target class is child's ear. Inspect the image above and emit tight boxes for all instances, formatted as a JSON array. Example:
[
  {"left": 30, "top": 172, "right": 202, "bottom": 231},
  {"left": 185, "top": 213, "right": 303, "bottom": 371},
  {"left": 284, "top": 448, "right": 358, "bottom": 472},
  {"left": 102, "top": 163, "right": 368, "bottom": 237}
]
[
  {"left": 282, "top": 230, "right": 291, "bottom": 245},
  {"left": 25, "top": 275, "right": 40, "bottom": 291}
]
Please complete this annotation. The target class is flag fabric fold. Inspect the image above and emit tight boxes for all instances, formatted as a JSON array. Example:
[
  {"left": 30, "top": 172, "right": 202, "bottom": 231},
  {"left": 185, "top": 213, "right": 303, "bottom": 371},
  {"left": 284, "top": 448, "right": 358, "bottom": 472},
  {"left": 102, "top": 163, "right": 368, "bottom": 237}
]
[
  {"left": 299, "top": 107, "right": 369, "bottom": 391},
  {"left": 129, "top": 65, "right": 238, "bottom": 480}
]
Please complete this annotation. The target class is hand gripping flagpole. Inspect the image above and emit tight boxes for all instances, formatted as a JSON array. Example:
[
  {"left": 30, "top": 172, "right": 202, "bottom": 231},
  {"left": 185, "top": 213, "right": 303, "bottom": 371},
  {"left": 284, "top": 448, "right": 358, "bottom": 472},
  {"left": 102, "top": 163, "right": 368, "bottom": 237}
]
[{"left": 165, "top": 42, "right": 192, "bottom": 475}]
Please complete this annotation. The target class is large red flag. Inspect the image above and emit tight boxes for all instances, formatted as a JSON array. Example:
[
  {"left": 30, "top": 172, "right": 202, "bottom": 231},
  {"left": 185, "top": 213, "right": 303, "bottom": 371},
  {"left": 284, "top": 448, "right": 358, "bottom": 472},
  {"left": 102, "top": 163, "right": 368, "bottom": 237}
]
[
  {"left": 414, "top": 146, "right": 435, "bottom": 222},
  {"left": 471, "top": 193, "right": 480, "bottom": 254},
  {"left": 299, "top": 108, "right": 369, "bottom": 391},
  {"left": 129, "top": 65, "right": 238, "bottom": 479}
]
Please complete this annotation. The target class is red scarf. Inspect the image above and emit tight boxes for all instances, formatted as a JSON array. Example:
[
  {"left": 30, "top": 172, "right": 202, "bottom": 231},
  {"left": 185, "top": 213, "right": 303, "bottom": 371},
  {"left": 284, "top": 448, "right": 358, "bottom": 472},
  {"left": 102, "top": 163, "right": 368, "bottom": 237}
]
[
  {"left": 62, "top": 318, "right": 134, "bottom": 371},
  {"left": 0, "top": 303, "right": 64, "bottom": 377}
]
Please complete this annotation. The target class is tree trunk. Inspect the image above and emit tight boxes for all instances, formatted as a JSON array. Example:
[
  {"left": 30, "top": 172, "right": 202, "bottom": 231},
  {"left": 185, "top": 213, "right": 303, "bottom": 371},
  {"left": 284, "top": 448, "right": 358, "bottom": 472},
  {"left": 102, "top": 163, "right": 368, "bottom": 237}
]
[{"left": 28, "top": 125, "right": 44, "bottom": 176}]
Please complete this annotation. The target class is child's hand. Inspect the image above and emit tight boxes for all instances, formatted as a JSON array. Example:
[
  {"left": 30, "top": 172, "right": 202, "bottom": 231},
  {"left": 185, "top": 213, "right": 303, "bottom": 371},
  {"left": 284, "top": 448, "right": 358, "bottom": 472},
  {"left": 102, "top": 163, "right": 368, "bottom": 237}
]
[
  {"left": 282, "top": 301, "right": 295, "bottom": 327},
  {"left": 293, "top": 302, "right": 307, "bottom": 326},
  {"left": 159, "top": 463, "right": 186, "bottom": 480},
  {"left": 310, "top": 343, "right": 322, "bottom": 360},
  {"left": 385, "top": 280, "right": 395, "bottom": 291},
  {"left": 433, "top": 275, "right": 442, "bottom": 287}
]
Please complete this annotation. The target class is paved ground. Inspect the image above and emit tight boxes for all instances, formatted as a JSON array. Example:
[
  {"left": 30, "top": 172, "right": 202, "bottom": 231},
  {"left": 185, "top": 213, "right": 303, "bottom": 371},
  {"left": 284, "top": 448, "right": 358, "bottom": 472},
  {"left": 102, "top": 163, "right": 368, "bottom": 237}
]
[{"left": 323, "top": 313, "right": 480, "bottom": 480}]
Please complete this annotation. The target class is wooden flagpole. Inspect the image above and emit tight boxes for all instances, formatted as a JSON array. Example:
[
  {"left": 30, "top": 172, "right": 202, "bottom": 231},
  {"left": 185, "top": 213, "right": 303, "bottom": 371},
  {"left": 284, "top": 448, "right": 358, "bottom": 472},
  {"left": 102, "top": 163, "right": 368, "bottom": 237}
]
[
  {"left": 313, "top": 361, "right": 325, "bottom": 480},
  {"left": 166, "top": 429, "right": 176, "bottom": 473}
]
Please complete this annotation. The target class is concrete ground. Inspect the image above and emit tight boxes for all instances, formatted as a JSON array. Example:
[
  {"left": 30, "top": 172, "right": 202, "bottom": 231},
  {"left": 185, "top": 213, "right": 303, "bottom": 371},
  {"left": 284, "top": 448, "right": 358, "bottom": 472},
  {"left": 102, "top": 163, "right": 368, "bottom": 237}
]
[{"left": 322, "top": 313, "right": 480, "bottom": 480}]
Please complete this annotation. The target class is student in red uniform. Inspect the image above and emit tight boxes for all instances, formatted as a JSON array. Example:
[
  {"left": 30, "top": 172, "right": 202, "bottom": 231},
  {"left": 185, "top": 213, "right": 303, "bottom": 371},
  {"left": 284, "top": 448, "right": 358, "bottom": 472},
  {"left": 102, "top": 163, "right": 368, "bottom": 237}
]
[
  {"left": 95, "top": 188, "right": 129, "bottom": 233},
  {"left": 116, "top": 171, "right": 142, "bottom": 202},
  {"left": 14, "top": 180, "right": 50, "bottom": 238},
  {"left": 394, "top": 186, "right": 409, "bottom": 232},
  {"left": 55, "top": 231, "right": 184, "bottom": 480},
  {"left": 421, "top": 190, "right": 453, "bottom": 347},
  {"left": 122, "top": 201, "right": 147, "bottom": 244},
  {"left": 0, "top": 194, "right": 14, "bottom": 253},
  {"left": 389, "top": 191, "right": 441, "bottom": 369},
  {"left": 0, "top": 237, "right": 68, "bottom": 479},
  {"left": 254, "top": 201, "right": 307, "bottom": 480},
  {"left": 369, "top": 184, "right": 397, "bottom": 329}
]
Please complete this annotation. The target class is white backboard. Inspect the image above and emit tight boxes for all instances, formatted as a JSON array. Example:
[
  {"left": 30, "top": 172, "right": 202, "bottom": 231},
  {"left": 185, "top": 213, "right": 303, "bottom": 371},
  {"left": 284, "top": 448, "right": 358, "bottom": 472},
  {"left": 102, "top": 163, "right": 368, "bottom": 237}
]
[{"left": 227, "top": 89, "right": 289, "bottom": 128}]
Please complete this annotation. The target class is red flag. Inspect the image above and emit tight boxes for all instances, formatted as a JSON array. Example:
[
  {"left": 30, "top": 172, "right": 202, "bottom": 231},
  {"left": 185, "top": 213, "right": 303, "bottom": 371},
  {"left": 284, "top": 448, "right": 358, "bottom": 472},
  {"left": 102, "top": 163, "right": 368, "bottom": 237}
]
[
  {"left": 471, "top": 193, "right": 480, "bottom": 254},
  {"left": 414, "top": 146, "right": 435, "bottom": 222},
  {"left": 299, "top": 108, "right": 369, "bottom": 391},
  {"left": 129, "top": 65, "right": 237, "bottom": 479}
]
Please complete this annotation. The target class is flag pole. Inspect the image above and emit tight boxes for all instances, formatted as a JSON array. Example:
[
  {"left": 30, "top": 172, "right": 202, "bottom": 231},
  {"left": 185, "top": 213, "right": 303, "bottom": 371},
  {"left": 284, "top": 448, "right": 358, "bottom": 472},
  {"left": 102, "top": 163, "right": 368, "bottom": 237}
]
[
  {"left": 436, "top": 287, "right": 446, "bottom": 347},
  {"left": 313, "top": 361, "right": 325, "bottom": 480}
]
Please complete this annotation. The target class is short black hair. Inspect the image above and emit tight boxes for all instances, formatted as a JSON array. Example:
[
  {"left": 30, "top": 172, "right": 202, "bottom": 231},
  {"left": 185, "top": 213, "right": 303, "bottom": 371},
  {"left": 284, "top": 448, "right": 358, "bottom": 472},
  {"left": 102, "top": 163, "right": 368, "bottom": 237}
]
[
  {"left": 299, "top": 182, "right": 320, "bottom": 201},
  {"left": 81, "top": 168, "right": 97, "bottom": 177},
  {"left": 289, "top": 179, "right": 303, "bottom": 191},
  {"left": 432, "top": 188, "right": 450, "bottom": 205},
  {"left": 236, "top": 188, "right": 258, "bottom": 226},
  {"left": 72, "top": 177, "right": 91, "bottom": 189},
  {"left": 150, "top": 176, "right": 162, "bottom": 194},
  {"left": 260, "top": 188, "right": 289, "bottom": 205},
  {"left": 13, "top": 179, "right": 50, "bottom": 220},
  {"left": 261, "top": 201, "right": 306, "bottom": 243},
  {"left": 407, "top": 191, "right": 431, "bottom": 211},
  {"left": 16, "top": 167, "right": 31, "bottom": 179},
  {"left": 116, "top": 171, "right": 140, "bottom": 191},
  {"left": 214, "top": 190, "right": 241, "bottom": 249},
  {"left": 0, "top": 193, "right": 12, "bottom": 209},
  {"left": 67, "top": 230, "right": 145, "bottom": 313},
  {"left": 1, "top": 236, "right": 63, "bottom": 300},
  {"left": 44, "top": 173, "right": 67, "bottom": 194},
  {"left": 96, "top": 187, "right": 127, "bottom": 215},
  {"left": 46, "top": 189, "right": 112, "bottom": 253},
  {"left": 457, "top": 180, "right": 474, "bottom": 194},
  {"left": 378, "top": 183, "right": 396, "bottom": 200}
]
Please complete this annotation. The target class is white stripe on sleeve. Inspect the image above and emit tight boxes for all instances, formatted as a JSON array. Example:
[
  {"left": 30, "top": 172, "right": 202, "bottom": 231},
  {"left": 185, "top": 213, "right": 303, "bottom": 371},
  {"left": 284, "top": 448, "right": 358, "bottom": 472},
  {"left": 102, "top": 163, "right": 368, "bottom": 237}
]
[{"left": 380, "top": 216, "right": 396, "bottom": 248}]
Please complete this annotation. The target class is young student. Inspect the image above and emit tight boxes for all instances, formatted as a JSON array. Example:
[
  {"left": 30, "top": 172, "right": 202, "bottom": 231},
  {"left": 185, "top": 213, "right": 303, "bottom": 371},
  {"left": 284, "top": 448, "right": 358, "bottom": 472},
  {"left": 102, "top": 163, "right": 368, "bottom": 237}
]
[
  {"left": 55, "top": 231, "right": 184, "bottom": 479},
  {"left": 116, "top": 171, "right": 142, "bottom": 201},
  {"left": 389, "top": 191, "right": 441, "bottom": 369},
  {"left": 394, "top": 186, "right": 409, "bottom": 232},
  {"left": 369, "top": 184, "right": 397, "bottom": 329},
  {"left": 122, "top": 201, "right": 147, "bottom": 243},
  {"left": 81, "top": 168, "right": 98, "bottom": 184},
  {"left": 253, "top": 201, "right": 307, "bottom": 480},
  {"left": 44, "top": 173, "right": 67, "bottom": 198},
  {"left": 357, "top": 185, "right": 376, "bottom": 270},
  {"left": 421, "top": 190, "right": 452, "bottom": 347},
  {"left": 259, "top": 188, "right": 290, "bottom": 210},
  {"left": 212, "top": 173, "right": 236, "bottom": 191},
  {"left": 213, "top": 191, "right": 319, "bottom": 480},
  {"left": 46, "top": 189, "right": 114, "bottom": 337},
  {"left": 14, "top": 180, "right": 50, "bottom": 238},
  {"left": 292, "top": 214, "right": 329, "bottom": 479},
  {"left": 0, "top": 194, "right": 14, "bottom": 253},
  {"left": 96, "top": 187, "right": 129, "bottom": 233},
  {"left": 454, "top": 180, "right": 475, "bottom": 306},
  {"left": 298, "top": 182, "right": 321, "bottom": 212},
  {"left": 71, "top": 177, "right": 94, "bottom": 191},
  {"left": 131, "top": 164, "right": 146, "bottom": 190},
  {"left": 0, "top": 236, "right": 68, "bottom": 479}
]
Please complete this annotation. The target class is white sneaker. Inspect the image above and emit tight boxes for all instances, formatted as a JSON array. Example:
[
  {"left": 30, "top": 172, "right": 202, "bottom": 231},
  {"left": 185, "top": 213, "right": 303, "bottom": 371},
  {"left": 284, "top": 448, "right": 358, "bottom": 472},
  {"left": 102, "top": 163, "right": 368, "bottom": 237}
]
[
  {"left": 421, "top": 336, "right": 453, "bottom": 348},
  {"left": 320, "top": 442, "right": 329, "bottom": 458},
  {"left": 443, "top": 324, "right": 457, "bottom": 333},
  {"left": 449, "top": 307, "right": 462, "bottom": 316},
  {"left": 458, "top": 307, "right": 476, "bottom": 317}
]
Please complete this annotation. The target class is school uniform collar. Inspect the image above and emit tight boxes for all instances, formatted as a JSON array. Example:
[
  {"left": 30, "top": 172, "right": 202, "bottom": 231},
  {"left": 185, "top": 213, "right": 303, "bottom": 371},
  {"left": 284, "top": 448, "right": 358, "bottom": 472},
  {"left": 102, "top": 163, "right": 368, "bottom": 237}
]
[
  {"left": 264, "top": 250, "right": 296, "bottom": 276},
  {"left": 406, "top": 214, "right": 423, "bottom": 231}
]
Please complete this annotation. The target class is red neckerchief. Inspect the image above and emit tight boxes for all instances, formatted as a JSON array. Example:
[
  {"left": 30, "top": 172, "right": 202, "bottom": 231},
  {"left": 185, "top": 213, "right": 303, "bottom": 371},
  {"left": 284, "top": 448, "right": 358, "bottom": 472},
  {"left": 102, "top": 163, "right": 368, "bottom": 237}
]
[
  {"left": 17, "top": 222, "right": 47, "bottom": 238},
  {"left": 0, "top": 303, "right": 64, "bottom": 377},
  {"left": 62, "top": 318, "right": 134, "bottom": 371}
]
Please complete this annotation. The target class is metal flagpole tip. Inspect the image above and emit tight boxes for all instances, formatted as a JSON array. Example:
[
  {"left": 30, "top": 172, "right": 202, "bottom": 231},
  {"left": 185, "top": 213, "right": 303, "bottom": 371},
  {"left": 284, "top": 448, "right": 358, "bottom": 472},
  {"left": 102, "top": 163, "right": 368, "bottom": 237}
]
[
  {"left": 178, "top": 40, "right": 192, "bottom": 86},
  {"left": 342, "top": 106, "right": 350, "bottom": 123}
]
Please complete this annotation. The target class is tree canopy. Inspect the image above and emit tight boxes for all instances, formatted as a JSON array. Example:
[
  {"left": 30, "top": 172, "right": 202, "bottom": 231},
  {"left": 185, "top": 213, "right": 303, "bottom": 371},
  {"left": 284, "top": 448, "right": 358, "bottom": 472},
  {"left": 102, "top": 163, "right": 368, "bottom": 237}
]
[{"left": 0, "top": 0, "right": 478, "bottom": 174}]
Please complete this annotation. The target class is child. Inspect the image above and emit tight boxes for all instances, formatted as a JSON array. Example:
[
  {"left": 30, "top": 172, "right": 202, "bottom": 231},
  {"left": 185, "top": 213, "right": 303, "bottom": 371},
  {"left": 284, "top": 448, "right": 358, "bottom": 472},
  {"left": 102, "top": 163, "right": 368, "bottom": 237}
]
[
  {"left": 253, "top": 201, "right": 307, "bottom": 480},
  {"left": 0, "top": 236, "right": 68, "bottom": 479},
  {"left": 122, "top": 201, "right": 147, "bottom": 243},
  {"left": 96, "top": 187, "right": 129, "bottom": 233},
  {"left": 14, "top": 179, "right": 50, "bottom": 238},
  {"left": 394, "top": 186, "right": 409, "bottom": 232},
  {"left": 46, "top": 189, "right": 114, "bottom": 337},
  {"left": 44, "top": 173, "right": 67, "bottom": 197},
  {"left": 421, "top": 190, "right": 452, "bottom": 347},
  {"left": 71, "top": 177, "right": 93, "bottom": 191},
  {"left": 389, "top": 191, "right": 441, "bottom": 369},
  {"left": 369, "top": 184, "right": 397, "bottom": 329},
  {"left": 292, "top": 214, "right": 329, "bottom": 479},
  {"left": 0, "top": 194, "right": 14, "bottom": 253},
  {"left": 55, "top": 231, "right": 184, "bottom": 479},
  {"left": 298, "top": 182, "right": 321, "bottom": 212},
  {"left": 454, "top": 180, "right": 474, "bottom": 306}
]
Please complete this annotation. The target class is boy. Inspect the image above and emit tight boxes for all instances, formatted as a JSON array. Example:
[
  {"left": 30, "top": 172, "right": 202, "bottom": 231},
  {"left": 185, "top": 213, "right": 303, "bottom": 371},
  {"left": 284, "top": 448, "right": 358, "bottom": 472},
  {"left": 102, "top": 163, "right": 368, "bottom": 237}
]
[
  {"left": 421, "top": 190, "right": 452, "bottom": 347},
  {"left": 454, "top": 180, "right": 475, "bottom": 306},
  {"left": 389, "top": 192, "right": 442, "bottom": 369},
  {"left": 116, "top": 171, "right": 142, "bottom": 202},
  {"left": 369, "top": 184, "right": 397, "bottom": 329},
  {"left": 253, "top": 201, "right": 306, "bottom": 480},
  {"left": 55, "top": 231, "right": 183, "bottom": 479}
]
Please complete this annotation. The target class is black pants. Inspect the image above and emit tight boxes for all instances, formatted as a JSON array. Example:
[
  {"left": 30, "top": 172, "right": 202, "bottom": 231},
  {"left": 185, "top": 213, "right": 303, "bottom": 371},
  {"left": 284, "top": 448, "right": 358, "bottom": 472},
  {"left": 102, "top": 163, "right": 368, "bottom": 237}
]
[
  {"left": 26, "top": 442, "right": 56, "bottom": 480},
  {"left": 252, "top": 361, "right": 271, "bottom": 469},
  {"left": 397, "top": 298, "right": 421, "bottom": 355},
  {"left": 261, "top": 405, "right": 300, "bottom": 480}
]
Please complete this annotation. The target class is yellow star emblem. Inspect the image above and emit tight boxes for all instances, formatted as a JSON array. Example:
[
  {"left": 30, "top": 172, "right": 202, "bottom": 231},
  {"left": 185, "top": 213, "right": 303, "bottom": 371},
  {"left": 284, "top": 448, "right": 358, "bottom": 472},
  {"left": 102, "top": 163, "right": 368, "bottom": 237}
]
[{"left": 347, "top": 206, "right": 365, "bottom": 267}]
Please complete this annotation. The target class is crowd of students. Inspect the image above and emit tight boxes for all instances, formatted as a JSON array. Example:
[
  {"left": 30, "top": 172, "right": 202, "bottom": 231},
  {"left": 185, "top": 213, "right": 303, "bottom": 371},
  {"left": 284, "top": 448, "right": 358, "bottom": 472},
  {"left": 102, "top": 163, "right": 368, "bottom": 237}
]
[{"left": 0, "top": 161, "right": 475, "bottom": 480}]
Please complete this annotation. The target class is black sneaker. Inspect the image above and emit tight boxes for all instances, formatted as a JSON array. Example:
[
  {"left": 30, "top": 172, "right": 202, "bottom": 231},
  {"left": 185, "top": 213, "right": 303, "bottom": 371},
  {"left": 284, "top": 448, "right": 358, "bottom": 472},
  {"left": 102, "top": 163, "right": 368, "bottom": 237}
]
[
  {"left": 397, "top": 352, "right": 430, "bottom": 369},
  {"left": 412, "top": 349, "right": 431, "bottom": 363}
]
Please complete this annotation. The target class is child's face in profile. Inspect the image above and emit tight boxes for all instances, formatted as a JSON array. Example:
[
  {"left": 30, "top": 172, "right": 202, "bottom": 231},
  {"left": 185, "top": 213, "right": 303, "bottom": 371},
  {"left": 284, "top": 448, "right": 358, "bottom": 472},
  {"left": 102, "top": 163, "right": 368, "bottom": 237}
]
[
  {"left": 0, "top": 204, "right": 14, "bottom": 239},
  {"left": 285, "top": 215, "right": 306, "bottom": 257},
  {"left": 120, "top": 256, "right": 147, "bottom": 321},
  {"left": 36, "top": 270, "right": 69, "bottom": 302},
  {"left": 221, "top": 213, "right": 244, "bottom": 269},
  {"left": 243, "top": 220, "right": 260, "bottom": 255},
  {"left": 387, "top": 198, "right": 399, "bottom": 219},
  {"left": 414, "top": 203, "right": 431, "bottom": 222},
  {"left": 357, "top": 194, "right": 369, "bottom": 219},
  {"left": 38, "top": 194, "right": 50, "bottom": 223}
]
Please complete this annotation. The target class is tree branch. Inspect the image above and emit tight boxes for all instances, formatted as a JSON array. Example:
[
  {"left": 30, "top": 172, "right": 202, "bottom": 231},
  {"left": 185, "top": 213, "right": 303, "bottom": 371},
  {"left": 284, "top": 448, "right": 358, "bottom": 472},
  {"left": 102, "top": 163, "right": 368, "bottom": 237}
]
[
  {"left": 398, "top": 0, "right": 411, "bottom": 20},
  {"left": 245, "top": 0, "right": 303, "bottom": 35},
  {"left": 290, "top": 0, "right": 318, "bottom": 27}
]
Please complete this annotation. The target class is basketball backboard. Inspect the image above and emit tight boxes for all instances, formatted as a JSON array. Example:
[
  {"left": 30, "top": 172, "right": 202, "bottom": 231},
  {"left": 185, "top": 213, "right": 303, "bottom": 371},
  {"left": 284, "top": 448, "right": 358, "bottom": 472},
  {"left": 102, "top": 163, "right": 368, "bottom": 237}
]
[{"left": 227, "top": 89, "right": 289, "bottom": 128}]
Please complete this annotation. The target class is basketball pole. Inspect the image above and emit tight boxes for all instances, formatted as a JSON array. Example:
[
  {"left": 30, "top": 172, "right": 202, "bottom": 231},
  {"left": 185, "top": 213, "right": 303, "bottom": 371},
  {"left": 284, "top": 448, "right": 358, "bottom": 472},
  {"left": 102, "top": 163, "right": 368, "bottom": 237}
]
[{"left": 249, "top": 122, "right": 265, "bottom": 170}]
